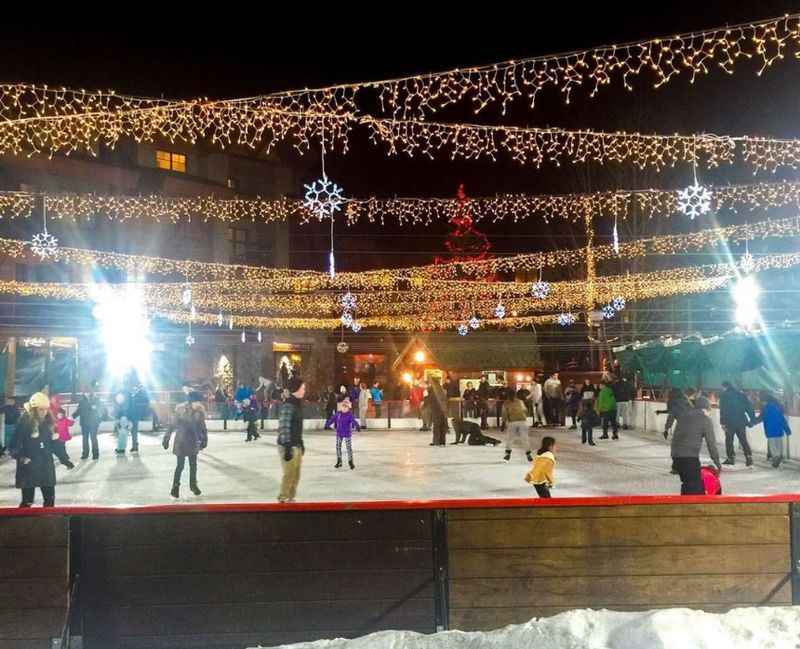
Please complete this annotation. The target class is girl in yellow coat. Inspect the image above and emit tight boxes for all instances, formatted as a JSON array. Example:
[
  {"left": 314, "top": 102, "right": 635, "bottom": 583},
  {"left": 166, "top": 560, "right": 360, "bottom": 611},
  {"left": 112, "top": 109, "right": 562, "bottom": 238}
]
[{"left": 525, "top": 436, "right": 557, "bottom": 498}]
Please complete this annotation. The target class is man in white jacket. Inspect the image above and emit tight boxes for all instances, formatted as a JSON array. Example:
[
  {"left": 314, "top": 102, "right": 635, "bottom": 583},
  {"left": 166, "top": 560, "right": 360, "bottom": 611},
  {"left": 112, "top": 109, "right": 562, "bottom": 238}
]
[
  {"left": 530, "top": 380, "right": 544, "bottom": 427},
  {"left": 543, "top": 373, "right": 564, "bottom": 426}
]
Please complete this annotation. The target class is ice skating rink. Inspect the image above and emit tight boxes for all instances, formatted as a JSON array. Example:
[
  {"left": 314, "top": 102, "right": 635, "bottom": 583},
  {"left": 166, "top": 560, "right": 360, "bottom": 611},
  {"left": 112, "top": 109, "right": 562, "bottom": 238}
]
[{"left": 0, "top": 424, "right": 796, "bottom": 507}]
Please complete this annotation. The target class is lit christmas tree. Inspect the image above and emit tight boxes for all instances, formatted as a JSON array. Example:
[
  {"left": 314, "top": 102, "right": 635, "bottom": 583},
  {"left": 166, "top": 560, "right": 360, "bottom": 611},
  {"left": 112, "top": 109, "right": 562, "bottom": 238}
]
[{"left": 435, "top": 184, "right": 492, "bottom": 264}]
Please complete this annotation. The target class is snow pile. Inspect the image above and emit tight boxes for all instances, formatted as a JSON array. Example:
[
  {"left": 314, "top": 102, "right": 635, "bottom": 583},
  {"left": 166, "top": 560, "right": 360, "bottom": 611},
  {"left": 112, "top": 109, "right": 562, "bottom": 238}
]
[{"left": 254, "top": 607, "right": 800, "bottom": 649}]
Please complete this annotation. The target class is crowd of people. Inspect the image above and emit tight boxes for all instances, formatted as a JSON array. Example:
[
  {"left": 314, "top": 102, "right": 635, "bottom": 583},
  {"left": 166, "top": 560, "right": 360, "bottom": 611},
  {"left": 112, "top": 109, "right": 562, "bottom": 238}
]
[{"left": 0, "top": 364, "right": 794, "bottom": 506}]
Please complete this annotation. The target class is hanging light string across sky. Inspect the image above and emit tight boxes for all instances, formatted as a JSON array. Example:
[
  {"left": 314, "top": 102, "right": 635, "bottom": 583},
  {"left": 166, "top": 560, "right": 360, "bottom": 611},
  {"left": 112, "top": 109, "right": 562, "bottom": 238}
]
[
  {"left": 2, "top": 14, "right": 798, "bottom": 123},
  {"left": 6, "top": 179, "right": 800, "bottom": 226}
]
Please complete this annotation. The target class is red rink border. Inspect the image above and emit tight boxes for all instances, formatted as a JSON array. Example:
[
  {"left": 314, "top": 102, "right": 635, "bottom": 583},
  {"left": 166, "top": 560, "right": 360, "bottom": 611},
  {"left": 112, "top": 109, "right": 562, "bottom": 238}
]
[{"left": 2, "top": 493, "right": 800, "bottom": 516}]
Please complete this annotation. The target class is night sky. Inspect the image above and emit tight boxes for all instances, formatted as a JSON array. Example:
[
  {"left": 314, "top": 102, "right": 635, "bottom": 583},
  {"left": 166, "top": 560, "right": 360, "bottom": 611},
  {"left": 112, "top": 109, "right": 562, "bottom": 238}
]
[{"left": 3, "top": 3, "right": 799, "bottom": 272}]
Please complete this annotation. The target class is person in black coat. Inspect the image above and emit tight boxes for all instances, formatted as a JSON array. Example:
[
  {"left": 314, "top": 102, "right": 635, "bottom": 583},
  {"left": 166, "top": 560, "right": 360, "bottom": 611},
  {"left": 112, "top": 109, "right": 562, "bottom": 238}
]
[
  {"left": 719, "top": 381, "right": 755, "bottom": 466},
  {"left": 74, "top": 382, "right": 105, "bottom": 460},
  {"left": 163, "top": 395, "right": 208, "bottom": 499},
  {"left": 451, "top": 417, "right": 501, "bottom": 446},
  {"left": 12, "top": 392, "right": 73, "bottom": 507}
]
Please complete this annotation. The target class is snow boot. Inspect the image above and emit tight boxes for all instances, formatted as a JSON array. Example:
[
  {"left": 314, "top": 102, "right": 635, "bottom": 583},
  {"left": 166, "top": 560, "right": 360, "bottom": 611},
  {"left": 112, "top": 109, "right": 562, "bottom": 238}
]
[
  {"left": 190, "top": 483, "right": 202, "bottom": 496},
  {"left": 170, "top": 484, "right": 180, "bottom": 499},
  {"left": 612, "top": 434, "right": 619, "bottom": 440},
  {"left": 335, "top": 459, "right": 342, "bottom": 469},
  {"left": 503, "top": 450, "right": 511, "bottom": 463},
  {"left": 349, "top": 460, "right": 355, "bottom": 470},
  {"left": 80, "top": 453, "right": 89, "bottom": 460},
  {"left": 745, "top": 455, "right": 753, "bottom": 467},
  {"left": 130, "top": 446, "right": 139, "bottom": 454},
  {"left": 723, "top": 458, "right": 735, "bottom": 466},
  {"left": 599, "top": 434, "right": 609, "bottom": 440},
  {"left": 526, "top": 451, "right": 533, "bottom": 462},
  {"left": 589, "top": 441, "right": 596, "bottom": 446}
]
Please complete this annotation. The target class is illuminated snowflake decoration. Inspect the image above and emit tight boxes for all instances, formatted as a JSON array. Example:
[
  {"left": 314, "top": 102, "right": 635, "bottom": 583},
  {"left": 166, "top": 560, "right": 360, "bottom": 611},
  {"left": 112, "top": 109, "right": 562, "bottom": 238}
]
[
  {"left": 457, "top": 323, "right": 469, "bottom": 336},
  {"left": 677, "top": 182, "right": 712, "bottom": 219},
  {"left": 602, "top": 305, "right": 617, "bottom": 320},
  {"left": 304, "top": 175, "right": 345, "bottom": 220},
  {"left": 740, "top": 252, "right": 755, "bottom": 274},
  {"left": 494, "top": 303, "right": 506, "bottom": 319},
  {"left": 217, "top": 312, "right": 224, "bottom": 327},
  {"left": 181, "top": 286, "right": 192, "bottom": 306},
  {"left": 341, "top": 292, "right": 357, "bottom": 311},
  {"left": 28, "top": 231, "right": 59, "bottom": 259},
  {"left": 341, "top": 312, "right": 354, "bottom": 328},
  {"left": 611, "top": 296, "right": 626, "bottom": 311},
  {"left": 557, "top": 312, "right": 576, "bottom": 327},
  {"left": 530, "top": 281, "right": 551, "bottom": 299},
  {"left": 351, "top": 321, "right": 362, "bottom": 333},
  {"left": 185, "top": 334, "right": 195, "bottom": 346},
  {"left": 469, "top": 316, "right": 481, "bottom": 330}
]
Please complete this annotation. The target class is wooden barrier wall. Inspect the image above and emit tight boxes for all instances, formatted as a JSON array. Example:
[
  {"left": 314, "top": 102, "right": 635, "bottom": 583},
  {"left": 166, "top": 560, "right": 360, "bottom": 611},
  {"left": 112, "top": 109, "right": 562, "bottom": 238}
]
[
  {"left": 79, "top": 510, "right": 435, "bottom": 649},
  {"left": 0, "top": 517, "right": 69, "bottom": 649},
  {"left": 448, "top": 502, "right": 793, "bottom": 630},
  {"left": 0, "top": 498, "right": 797, "bottom": 648}
]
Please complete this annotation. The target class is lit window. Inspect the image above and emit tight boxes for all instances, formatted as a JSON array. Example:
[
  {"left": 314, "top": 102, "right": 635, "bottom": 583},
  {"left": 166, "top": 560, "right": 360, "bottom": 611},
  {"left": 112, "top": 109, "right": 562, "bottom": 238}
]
[{"left": 155, "top": 150, "right": 186, "bottom": 173}]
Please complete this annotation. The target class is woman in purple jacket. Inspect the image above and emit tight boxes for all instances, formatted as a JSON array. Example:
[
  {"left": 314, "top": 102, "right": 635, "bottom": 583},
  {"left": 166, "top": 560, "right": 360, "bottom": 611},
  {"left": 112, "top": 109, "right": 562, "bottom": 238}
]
[{"left": 326, "top": 398, "right": 359, "bottom": 470}]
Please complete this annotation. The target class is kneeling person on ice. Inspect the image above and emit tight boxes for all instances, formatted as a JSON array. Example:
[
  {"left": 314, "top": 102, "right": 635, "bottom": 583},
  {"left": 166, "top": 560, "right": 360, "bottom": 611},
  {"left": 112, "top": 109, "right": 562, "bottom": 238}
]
[
  {"left": 502, "top": 389, "right": 534, "bottom": 463},
  {"left": 525, "top": 436, "right": 557, "bottom": 498},
  {"left": 326, "top": 397, "right": 359, "bottom": 469}
]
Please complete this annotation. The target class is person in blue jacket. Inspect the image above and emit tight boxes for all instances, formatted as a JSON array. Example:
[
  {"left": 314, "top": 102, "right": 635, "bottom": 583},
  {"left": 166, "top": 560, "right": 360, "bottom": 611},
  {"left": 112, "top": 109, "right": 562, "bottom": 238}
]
[{"left": 750, "top": 392, "right": 792, "bottom": 468}]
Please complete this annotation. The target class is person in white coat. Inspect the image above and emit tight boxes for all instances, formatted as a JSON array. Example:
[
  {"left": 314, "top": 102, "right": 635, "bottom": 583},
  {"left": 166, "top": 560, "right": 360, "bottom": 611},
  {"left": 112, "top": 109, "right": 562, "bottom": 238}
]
[
  {"left": 358, "top": 383, "right": 372, "bottom": 429},
  {"left": 530, "top": 380, "right": 544, "bottom": 427}
]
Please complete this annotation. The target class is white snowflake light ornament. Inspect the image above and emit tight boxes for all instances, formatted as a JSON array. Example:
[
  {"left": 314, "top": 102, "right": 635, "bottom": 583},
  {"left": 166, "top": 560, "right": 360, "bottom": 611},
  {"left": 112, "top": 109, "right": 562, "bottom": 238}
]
[
  {"left": 304, "top": 175, "right": 345, "bottom": 220},
  {"left": 677, "top": 182, "right": 712, "bottom": 219},
  {"left": 740, "top": 252, "right": 755, "bottom": 274},
  {"left": 611, "top": 296, "right": 626, "bottom": 311},
  {"left": 341, "top": 312, "right": 354, "bottom": 328},
  {"left": 469, "top": 316, "right": 481, "bottom": 330},
  {"left": 457, "top": 323, "right": 469, "bottom": 336},
  {"left": 29, "top": 231, "right": 59, "bottom": 259},
  {"left": 557, "top": 312, "right": 576, "bottom": 327},
  {"left": 602, "top": 305, "right": 617, "bottom": 320},
  {"left": 531, "top": 281, "right": 551, "bottom": 299},
  {"left": 341, "top": 292, "right": 357, "bottom": 311},
  {"left": 351, "top": 321, "right": 362, "bottom": 333},
  {"left": 185, "top": 334, "right": 195, "bottom": 346},
  {"left": 494, "top": 303, "right": 506, "bottom": 319}
]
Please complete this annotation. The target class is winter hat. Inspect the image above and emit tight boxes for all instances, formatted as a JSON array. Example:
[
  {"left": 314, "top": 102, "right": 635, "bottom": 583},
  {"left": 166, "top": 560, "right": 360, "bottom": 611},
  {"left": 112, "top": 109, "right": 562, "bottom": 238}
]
[
  {"left": 695, "top": 396, "right": 710, "bottom": 411},
  {"left": 339, "top": 398, "right": 352, "bottom": 411},
  {"left": 27, "top": 392, "right": 50, "bottom": 410}
]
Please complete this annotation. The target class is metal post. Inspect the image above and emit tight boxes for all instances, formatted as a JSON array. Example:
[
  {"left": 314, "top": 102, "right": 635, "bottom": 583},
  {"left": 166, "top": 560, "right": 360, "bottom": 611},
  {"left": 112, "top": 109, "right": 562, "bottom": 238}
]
[
  {"left": 387, "top": 400, "right": 392, "bottom": 429},
  {"left": 791, "top": 503, "right": 800, "bottom": 604},
  {"left": 431, "top": 509, "right": 450, "bottom": 632}
]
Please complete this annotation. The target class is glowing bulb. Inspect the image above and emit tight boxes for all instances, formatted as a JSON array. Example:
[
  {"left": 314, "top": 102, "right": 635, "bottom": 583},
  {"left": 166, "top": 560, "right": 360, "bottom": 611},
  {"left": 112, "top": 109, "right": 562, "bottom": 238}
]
[
  {"left": 414, "top": 351, "right": 425, "bottom": 363},
  {"left": 402, "top": 372, "right": 413, "bottom": 384}
]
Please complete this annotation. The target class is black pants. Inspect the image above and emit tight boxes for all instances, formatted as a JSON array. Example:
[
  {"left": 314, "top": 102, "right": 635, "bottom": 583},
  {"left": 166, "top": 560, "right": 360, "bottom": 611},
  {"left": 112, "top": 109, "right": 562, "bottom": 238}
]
[
  {"left": 374, "top": 403, "right": 382, "bottom": 418},
  {"left": 674, "top": 457, "right": 703, "bottom": 495},
  {"left": 246, "top": 419, "right": 259, "bottom": 441},
  {"left": 567, "top": 410, "right": 578, "bottom": 427},
  {"left": 130, "top": 419, "right": 139, "bottom": 450},
  {"left": 432, "top": 416, "right": 447, "bottom": 445},
  {"left": 601, "top": 411, "right": 618, "bottom": 437},
  {"left": 81, "top": 425, "right": 99, "bottom": 458},
  {"left": 534, "top": 484, "right": 551, "bottom": 498},
  {"left": 173, "top": 454, "right": 198, "bottom": 487},
  {"left": 21, "top": 486, "right": 55, "bottom": 507},
  {"left": 724, "top": 425, "right": 752, "bottom": 461},
  {"left": 581, "top": 424, "right": 594, "bottom": 444},
  {"left": 546, "top": 398, "right": 563, "bottom": 425}
]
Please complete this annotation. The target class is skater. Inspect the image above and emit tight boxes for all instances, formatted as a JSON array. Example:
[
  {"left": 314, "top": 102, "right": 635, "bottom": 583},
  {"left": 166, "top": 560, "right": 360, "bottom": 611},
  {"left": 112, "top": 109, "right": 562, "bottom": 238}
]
[
  {"left": 323, "top": 386, "right": 337, "bottom": 429},
  {"left": 597, "top": 380, "right": 619, "bottom": 440},
  {"left": 410, "top": 380, "right": 424, "bottom": 419},
  {"left": 429, "top": 378, "right": 448, "bottom": 446},
  {"left": 451, "top": 415, "right": 501, "bottom": 445},
  {"left": 1, "top": 397, "right": 20, "bottom": 457},
  {"left": 276, "top": 377, "right": 306, "bottom": 503},
  {"left": 525, "top": 436, "right": 557, "bottom": 498},
  {"left": 75, "top": 383, "right": 104, "bottom": 460},
  {"left": 348, "top": 377, "right": 361, "bottom": 405},
  {"left": 114, "top": 415, "right": 133, "bottom": 455},
  {"left": 700, "top": 464, "right": 722, "bottom": 495},
  {"left": 564, "top": 380, "right": 581, "bottom": 429},
  {"left": 530, "top": 378, "right": 544, "bottom": 427},
  {"left": 578, "top": 398, "right": 599, "bottom": 446},
  {"left": 614, "top": 376, "right": 634, "bottom": 430},
  {"left": 163, "top": 393, "right": 208, "bottom": 498},
  {"left": 750, "top": 391, "right": 791, "bottom": 468},
  {"left": 12, "top": 392, "right": 73, "bottom": 507},
  {"left": 477, "top": 377, "right": 490, "bottom": 430},
  {"left": 671, "top": 396, "right": 721, "bottom": 495},
  {"left": 370, "top": 382, "right": 384, "bottom": 418},
  {"left": 657, "top": 388, "right": 691, "bottom": 440},
  {"left": 502, "top": 390, "right": 534, "bottom": 463},
  {"left": 53, "top": 408, "right": 74, "bottom": 465},
  {"left": 719, "top": 381, "right": 755, "bottom": 467},
  {"left": 243, "top": 397, "right": 260, "bottom": 442},
  {"left": 128, "top": 382, "right": 149, "bottom": 454},
  {"left": 543, "top": 373, "right": 563, "bottom": 426},
  {"left": 358, "top": 382, "right": 371, "bottom": 429},
  {"left": 461, "top": 381, "right": 477, "bottom": 418},
  {"left": 326, "top": 397, "right": 359, "bottom": 469}
]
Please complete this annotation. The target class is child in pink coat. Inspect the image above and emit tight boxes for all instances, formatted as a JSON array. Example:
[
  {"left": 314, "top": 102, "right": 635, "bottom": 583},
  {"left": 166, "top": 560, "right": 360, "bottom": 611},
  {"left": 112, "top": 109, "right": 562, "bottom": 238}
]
[{"left": 54, "top": 408, "right": 74, "bottom": 442}]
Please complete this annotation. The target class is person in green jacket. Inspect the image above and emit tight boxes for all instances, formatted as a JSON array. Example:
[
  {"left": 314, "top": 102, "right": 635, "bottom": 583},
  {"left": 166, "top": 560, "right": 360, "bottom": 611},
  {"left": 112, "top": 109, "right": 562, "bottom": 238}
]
[{"left": 597, "top": 380, "right": 619, "bottom": 440}]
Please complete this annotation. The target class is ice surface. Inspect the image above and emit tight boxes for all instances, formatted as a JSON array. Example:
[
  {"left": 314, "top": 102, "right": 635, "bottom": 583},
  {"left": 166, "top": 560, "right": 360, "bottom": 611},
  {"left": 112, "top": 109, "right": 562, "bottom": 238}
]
[
  {"left": 251, "top": 607, "right": 800, "bottom": 649},
  {"left": 0, "top": 423, "right": 796, "bottom": 507}
]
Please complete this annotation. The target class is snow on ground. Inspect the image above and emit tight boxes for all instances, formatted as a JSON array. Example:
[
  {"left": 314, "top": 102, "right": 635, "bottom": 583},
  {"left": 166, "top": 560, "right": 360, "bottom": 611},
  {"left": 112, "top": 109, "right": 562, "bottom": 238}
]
[
  {"left": 252, "top": 607, "right": 800, "bottom": 649},
  {"left": 0, "top": 423, "right": 796, "bottom": 507}
]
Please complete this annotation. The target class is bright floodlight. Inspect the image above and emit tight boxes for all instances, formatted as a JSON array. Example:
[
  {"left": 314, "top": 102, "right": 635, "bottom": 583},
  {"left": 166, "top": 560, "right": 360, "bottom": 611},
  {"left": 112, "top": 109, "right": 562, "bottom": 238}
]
[
  {"left": 402, "top": 372, "right": 413, "bottom": 384},
  {"left": 732, "top": 276, "right": 761, "bottom": 329},
  {"left": 414, "top": 350, "right": 425, "bottom": 363},
  {"left": 91, "top": 284, "right": 152, "bottom": 378}
]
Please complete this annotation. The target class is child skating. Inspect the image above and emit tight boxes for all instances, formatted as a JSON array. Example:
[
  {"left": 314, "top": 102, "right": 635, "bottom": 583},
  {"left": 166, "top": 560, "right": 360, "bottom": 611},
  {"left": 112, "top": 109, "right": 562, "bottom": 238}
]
[
  {"left": 578, "top": 399, "right": 599, "bottom": 446},
  {"left": 243, "top": 397, "right": 261, "bottom": 442},
  {"left": 53, "top": 408, "right": 75, "bottom": 463},
  {"left": 163, "top": 394, "right": 208, "bottom": 498},
  {"left": 525, "top": 436, "right": 557, "bottom": 498},
  {"left": 326, "top": 398, "right": 359, "bottom": 469}
]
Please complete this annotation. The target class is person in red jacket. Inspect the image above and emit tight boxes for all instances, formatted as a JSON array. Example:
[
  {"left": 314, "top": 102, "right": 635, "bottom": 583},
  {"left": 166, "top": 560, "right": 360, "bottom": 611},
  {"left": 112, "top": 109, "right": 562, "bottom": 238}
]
[{"left": 700, "top": 465, "right": 722, "bottom": 495}]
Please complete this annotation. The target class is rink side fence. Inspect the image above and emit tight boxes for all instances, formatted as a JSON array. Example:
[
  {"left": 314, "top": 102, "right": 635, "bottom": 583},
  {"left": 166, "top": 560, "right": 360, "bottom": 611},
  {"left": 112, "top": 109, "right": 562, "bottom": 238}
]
[{"left": 1, "top": 497, "right": 799, "bottom": 648}]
